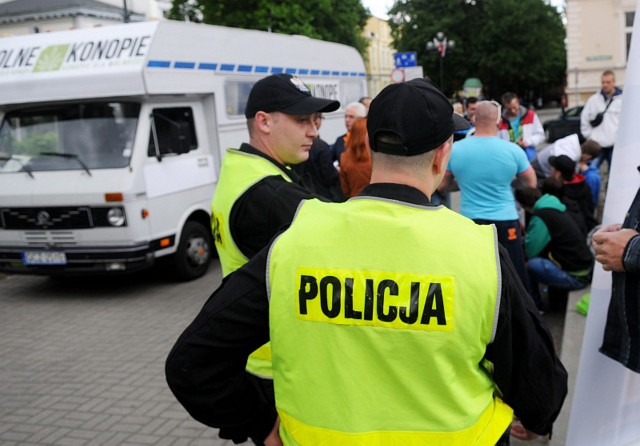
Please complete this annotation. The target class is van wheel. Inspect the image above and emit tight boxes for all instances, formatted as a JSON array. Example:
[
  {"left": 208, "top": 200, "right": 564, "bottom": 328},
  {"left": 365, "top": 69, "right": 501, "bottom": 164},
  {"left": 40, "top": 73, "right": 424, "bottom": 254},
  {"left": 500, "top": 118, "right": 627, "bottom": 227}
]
[{"left": 173, "top": 221, "right": 212, "bottom": 280}]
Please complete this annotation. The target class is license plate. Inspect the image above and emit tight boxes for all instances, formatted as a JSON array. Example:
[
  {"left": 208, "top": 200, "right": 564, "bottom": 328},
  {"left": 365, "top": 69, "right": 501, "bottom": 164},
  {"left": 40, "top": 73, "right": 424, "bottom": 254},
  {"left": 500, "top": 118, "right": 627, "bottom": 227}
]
[{"left": 22, "top": 251, "right": 67, "bottom": 265}]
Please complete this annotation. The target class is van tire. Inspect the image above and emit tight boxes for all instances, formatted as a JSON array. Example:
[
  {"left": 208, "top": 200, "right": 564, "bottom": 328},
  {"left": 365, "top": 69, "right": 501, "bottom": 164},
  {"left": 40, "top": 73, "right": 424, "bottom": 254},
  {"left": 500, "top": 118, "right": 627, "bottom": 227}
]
[{"left": 172, "top": 221, "right": 212, "bottom": 280}]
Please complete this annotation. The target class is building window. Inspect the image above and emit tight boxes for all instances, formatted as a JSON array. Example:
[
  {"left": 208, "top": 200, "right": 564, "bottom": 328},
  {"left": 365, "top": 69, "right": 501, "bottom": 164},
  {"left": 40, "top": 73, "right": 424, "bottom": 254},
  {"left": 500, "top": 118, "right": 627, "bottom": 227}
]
[{"left": 626, "top": 11, "right": 635, "bottom": 60}]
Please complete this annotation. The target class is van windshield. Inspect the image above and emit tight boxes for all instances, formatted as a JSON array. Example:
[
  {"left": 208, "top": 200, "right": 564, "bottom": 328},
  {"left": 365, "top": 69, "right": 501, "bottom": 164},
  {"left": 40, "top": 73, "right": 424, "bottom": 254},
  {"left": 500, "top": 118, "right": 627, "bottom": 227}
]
[{"left": 0, "top": 102, "right": 141, "bottom": 173}]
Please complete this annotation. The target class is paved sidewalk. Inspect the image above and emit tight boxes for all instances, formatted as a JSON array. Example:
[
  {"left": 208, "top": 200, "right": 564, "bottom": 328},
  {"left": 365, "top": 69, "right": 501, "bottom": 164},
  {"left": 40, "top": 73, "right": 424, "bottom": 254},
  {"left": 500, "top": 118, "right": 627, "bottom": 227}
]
[{"left": 0, "top": 268, "right": 250, "bottom": 446}]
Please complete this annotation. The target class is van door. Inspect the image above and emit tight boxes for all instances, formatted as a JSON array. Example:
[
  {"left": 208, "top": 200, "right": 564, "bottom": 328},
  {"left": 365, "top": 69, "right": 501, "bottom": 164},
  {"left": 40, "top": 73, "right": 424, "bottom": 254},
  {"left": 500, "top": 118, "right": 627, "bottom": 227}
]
[{"left": 142, "top": 98, "right": 216, "bottom": 279}]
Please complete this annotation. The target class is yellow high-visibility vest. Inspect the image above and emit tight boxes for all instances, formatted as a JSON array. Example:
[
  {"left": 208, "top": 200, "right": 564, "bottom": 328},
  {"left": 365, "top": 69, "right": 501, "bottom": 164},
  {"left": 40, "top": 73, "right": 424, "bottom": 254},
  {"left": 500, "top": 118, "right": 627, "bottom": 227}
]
[
  {"left": 211, "top": 148, "right": 293, "bottom": 278},
  {"left": 211, "top": 148, "right": 292, "bottom": 378},
  {"left": 268, "top": 197, "right": 513, "bottom": 445}
]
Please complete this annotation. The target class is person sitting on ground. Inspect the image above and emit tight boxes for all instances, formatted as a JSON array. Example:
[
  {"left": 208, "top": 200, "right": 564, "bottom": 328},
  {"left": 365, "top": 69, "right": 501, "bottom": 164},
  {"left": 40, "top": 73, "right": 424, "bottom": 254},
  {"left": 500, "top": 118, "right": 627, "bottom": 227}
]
[
  {"left": 579, "top": 159, "right": 602, "bottom": 210},
  {"left": 339, "top": 118, "right": 371, "bottom": 198},
  {"left": 549, "top": 154, "right": 599, "bottom": 235},
  {"left": 517, "top": 179, "right": 594, "bottom": 310},
  {"left": 531, "top": 134, "right": 601, "bottom": 186}
]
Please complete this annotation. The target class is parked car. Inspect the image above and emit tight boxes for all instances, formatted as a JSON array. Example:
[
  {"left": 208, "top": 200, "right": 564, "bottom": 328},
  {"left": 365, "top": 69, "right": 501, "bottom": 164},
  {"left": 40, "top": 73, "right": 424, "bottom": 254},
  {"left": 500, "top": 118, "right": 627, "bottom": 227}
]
[{"left": 543, "top": 105, "right": 584, "bottom": 143}]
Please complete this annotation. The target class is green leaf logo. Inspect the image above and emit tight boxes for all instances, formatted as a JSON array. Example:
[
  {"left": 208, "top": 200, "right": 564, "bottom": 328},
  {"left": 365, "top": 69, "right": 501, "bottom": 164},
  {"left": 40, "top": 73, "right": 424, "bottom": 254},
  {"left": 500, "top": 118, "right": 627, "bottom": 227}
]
[{"left": 34, "top": 45, "right": 69, "bottom": 72}]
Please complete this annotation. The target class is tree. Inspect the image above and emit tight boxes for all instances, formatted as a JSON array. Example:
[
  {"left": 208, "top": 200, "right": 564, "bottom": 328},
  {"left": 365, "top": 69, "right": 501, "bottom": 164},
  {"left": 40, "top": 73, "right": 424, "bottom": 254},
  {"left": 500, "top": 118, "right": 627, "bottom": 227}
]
[
  {"left": 168, "top": 0, "right": 369, "bottom": 55},
  {"left": 388, "top": 0, "right": 566, "bottom": 102}
]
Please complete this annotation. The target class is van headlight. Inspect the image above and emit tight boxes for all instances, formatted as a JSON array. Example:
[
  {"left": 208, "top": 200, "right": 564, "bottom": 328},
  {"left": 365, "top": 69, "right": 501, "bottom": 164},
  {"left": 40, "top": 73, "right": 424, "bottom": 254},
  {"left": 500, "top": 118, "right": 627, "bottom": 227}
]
[{"left": 107, "top": 207, "right": 126, "bottom": 227}]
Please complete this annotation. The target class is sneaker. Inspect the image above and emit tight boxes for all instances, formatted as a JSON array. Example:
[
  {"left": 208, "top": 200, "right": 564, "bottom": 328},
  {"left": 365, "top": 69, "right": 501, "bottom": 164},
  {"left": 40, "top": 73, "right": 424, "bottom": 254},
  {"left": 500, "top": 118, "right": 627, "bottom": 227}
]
[{"left": 576, "top": 293, "right": 590, "bottom": 316}]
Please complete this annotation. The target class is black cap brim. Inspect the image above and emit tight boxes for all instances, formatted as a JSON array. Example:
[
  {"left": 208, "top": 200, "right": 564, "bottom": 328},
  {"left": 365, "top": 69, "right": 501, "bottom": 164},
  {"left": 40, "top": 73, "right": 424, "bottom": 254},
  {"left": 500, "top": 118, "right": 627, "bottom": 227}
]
[
  {"left": 453, "top": 113, "right": 470, "bottom": 131},
  {"left": 280, "top": 96, "right": 340, "bottom": 115}
]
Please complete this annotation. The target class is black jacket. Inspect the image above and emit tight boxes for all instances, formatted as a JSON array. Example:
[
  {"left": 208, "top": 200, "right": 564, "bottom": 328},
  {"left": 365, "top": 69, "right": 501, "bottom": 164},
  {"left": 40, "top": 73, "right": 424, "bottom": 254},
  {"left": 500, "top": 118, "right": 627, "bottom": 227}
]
[
  {"left": 228, "top": 143, "right": 326, "bottom": 259},
  {"left": 534, "top": 206, "right": 594, "bottom": 272},
  {"left": 562, "top": 174, "right": 598, "bottom": 235},
  {"left": 331, "top": 133, "right": 347, "bottom": 163},
  {"left": 291, "top": 137, "right": 344, "bottom": 202},
  {"left": 601, "top": 187, "right": 640, "bottom": 371}
]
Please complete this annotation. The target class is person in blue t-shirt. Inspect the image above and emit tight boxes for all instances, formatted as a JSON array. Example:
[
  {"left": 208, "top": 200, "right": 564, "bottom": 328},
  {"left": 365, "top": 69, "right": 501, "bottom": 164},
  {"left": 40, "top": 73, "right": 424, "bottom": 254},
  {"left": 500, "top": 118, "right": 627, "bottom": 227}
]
[{"left": 442, "top": 100, "right": 537, "bottom": 298}]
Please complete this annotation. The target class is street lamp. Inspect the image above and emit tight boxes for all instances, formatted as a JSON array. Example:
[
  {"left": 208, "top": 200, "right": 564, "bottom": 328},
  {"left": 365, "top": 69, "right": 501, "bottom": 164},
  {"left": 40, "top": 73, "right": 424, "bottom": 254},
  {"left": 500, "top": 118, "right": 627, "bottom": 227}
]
[
  {"left": 426, "top": 32, "right": 455, "bottom": 90},
  {"left": 122, "top": 0, "right": 131, "bottom": 23}
]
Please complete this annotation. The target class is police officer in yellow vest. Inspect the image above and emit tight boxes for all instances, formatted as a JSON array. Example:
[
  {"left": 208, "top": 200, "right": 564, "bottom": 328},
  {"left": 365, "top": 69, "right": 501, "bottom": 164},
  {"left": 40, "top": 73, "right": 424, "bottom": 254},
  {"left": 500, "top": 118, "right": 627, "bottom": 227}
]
[
  {"left": 167, "top": 79, "right": 568, "bottom": 445},
  {"left": 210, "top": 73, "right": 339, "bottom": 443},
  {"left": 212, "top": 74, "right": 339, "bottom": 278}
]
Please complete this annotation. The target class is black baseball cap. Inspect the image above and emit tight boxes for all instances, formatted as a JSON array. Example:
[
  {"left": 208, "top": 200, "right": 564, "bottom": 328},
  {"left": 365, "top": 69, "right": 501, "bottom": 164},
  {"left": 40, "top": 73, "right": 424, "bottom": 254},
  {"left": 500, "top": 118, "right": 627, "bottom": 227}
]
[
  {"left": 244, "top": 74, "right": 340, "bottom": 118},
  {"left": 549, "top": 155, "right": 576, "bottom": 180},
  {"left": 367, "top": 78, "right": 470, "bottom": 156}
]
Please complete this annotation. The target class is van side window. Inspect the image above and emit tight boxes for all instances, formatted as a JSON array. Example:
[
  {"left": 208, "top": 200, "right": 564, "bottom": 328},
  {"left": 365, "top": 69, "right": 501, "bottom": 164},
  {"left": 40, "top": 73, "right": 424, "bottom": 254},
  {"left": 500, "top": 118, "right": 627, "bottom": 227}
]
[
  {"left": 224, "top": 80, "right": 255, "bottom": 117},
  {"left": 148, "top": 107, "right": 198, "bottom": 157},
  {"left": 340, "top": 81, "right": 365, "bottom": 109}
]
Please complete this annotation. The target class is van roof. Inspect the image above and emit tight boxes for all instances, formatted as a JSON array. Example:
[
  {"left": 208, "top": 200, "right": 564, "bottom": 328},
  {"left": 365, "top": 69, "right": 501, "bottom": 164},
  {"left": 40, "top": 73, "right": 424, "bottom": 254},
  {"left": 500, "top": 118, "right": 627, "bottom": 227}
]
[{"left": 0, "top": 21, "right": 366, "bottom": 105}]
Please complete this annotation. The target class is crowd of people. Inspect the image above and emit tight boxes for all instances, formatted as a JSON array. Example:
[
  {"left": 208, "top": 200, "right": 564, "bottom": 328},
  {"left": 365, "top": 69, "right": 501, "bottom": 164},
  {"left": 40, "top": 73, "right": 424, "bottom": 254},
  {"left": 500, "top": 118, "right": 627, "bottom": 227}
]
[
  {"left": 162, "top": 69, "right": 637, "bottom": 445},
  {"left": 441, "top": 70, "right": 623, "bottom": 314}
]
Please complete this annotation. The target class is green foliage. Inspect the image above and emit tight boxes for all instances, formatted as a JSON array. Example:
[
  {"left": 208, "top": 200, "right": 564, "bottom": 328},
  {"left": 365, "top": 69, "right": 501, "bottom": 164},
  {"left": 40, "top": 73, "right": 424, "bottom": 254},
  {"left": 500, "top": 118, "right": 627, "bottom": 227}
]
[
  {"left": 167, "top": 0, "right": 203, "bottom": 23},
  {"left": 11, "top": 132, "right": 57, "bottom": 156},
  {"left": 168, "top": 0, "right": 369, "bottom": 54},
  {"left": 388, "top": 0, "right": 566, "bottom": 100}
]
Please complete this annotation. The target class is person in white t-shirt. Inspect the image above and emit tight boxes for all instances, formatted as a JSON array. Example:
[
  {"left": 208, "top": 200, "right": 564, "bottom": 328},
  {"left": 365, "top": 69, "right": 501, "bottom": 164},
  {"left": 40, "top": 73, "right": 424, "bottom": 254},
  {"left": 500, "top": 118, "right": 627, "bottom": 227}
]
[{"left": 580, "top": 70, "right": 622, "bottom": 171}]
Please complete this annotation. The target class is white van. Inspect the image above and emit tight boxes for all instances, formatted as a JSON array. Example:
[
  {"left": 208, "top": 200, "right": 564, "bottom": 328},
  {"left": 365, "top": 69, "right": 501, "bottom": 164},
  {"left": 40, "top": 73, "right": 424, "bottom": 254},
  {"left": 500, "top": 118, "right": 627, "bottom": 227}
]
[{"left": 0, "top": 21, "right": 367, "bottom": 279}]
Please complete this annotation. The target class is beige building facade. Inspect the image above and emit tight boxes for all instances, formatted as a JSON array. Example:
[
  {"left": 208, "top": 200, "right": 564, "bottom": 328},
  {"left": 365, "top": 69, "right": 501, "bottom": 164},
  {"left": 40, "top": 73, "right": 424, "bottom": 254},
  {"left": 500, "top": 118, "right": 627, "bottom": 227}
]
[
  {"left": 566, "top": 0, "right": 636, "bottom": 106},
  {"left": 0, "top": 0, "right": 169, "bottom": 37},
  {"left": 363, "top": 16, "right": 395, "bottom": 98}
]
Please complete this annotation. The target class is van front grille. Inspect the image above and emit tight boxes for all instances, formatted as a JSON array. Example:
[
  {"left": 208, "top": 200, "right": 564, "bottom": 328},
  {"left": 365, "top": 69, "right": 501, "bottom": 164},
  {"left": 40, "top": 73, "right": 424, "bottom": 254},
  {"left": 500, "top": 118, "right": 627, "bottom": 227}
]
[{"left": 1, "top": 207, "right": 92, "bottom": 230}]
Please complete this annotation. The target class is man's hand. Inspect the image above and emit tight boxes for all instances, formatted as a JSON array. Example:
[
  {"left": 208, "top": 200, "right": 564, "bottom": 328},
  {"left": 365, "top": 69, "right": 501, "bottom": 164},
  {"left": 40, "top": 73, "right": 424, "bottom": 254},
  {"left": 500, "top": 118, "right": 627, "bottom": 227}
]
[
  {"left": 510, "top": 418, "right": 540, "bottom": 441},
  {"left": 264, "top": 417, "right": 283, "bottom": 446},
  {"left": 592, "top": 224, "right": 639, "bottom": 272}
]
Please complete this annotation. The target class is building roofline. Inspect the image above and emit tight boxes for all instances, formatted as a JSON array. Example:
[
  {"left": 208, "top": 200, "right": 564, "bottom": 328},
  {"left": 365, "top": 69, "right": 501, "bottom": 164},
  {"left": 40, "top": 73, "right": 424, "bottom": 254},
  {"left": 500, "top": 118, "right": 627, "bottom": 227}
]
[{"left": 0, "top": 0, "right": 144, "bottom": 25}]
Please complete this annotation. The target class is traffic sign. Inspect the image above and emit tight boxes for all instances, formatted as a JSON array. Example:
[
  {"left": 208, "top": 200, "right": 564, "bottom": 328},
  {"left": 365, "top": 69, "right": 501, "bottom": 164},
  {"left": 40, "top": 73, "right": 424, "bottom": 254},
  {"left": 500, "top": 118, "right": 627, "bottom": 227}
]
[
  {"left": 394, "top": 51, "right": 417, "bottom": 68},
  {"left": 390, "top": 68, "right": 405, "bottom": 83}
]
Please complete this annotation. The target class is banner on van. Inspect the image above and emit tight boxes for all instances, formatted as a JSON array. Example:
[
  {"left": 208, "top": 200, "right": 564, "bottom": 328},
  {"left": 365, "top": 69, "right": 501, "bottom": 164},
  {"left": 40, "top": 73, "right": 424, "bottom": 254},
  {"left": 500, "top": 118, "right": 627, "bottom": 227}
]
[
  {"left": 308, "top": 81, "right": 340, "bottom": 101},
  {"left": 0, "top": 22, "right": 157, "bottom": 77}
]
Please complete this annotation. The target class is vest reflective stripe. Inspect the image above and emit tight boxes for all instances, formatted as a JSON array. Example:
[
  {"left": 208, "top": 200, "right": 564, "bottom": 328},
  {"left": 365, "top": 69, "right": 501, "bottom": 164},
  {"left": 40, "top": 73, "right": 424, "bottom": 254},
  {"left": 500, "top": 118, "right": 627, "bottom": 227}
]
[
  {"left": 278, "top": 398, "right": 513, "bottom": 446},
  {"left": 211, "top": 148, "right": 292, "bottom": 378},
  {"left": 268, "top": 198, "right": 511, "bottom": 444},
  {"left": 211, "top": 148, "right": 293, "bottom": 278}
]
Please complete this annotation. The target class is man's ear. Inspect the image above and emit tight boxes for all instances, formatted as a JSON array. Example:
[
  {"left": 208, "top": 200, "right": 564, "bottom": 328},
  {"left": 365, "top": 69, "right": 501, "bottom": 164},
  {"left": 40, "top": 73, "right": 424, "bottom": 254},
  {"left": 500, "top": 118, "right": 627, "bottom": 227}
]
[
  {"left": 254, "top": 111, "right": 271, "bottom": 134},
  {"left": 432, "top": 140, "right": 452, "bottom": 175}
]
